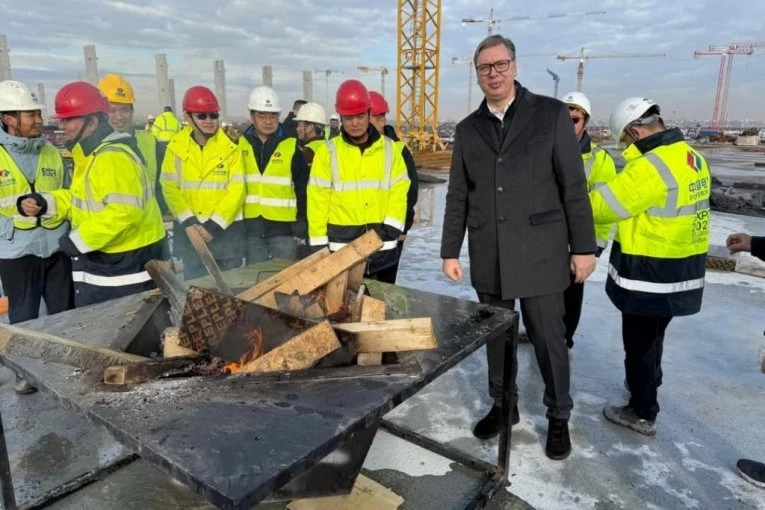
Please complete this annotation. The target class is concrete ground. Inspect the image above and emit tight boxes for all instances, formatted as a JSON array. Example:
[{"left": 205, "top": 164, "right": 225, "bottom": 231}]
[{"left": 2, "top": 148, "right": 765, "bottom": 509}]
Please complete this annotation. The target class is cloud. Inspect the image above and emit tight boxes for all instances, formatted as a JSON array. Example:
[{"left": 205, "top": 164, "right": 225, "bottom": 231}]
[{"left": 3, "top": 0, "right": 765, "bottom": 123}]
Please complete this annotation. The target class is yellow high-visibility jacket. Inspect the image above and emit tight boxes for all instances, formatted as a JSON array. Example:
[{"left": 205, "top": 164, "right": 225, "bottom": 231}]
[
  {"left": 42, "top": 134, "right": 165, "bottom": 254},
  {"left": 135, "top": 130, "right": 158, "bottom": 183},
  {"left": 239, "top": 136, "right": 298, "bottom": 222},
  {"left": 583, "top": 142, "right": 617, "bottom": 248},
  {"left": 589, "top": 128, "right": 711, "bottom": 316},
  {"left": 160, "top": 127, "right": 245, "bottom": 229},
  {"left": 151, "top": 111, "right": 182, "bottom": 142}
]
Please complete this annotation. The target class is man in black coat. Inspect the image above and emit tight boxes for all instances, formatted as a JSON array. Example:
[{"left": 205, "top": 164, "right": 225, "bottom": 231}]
[
  {"left": 440, "top": 35, "right": 597, "bottom": 460},
  {"left": 282, "top": 99, "right": 306, "bottom": 139}
]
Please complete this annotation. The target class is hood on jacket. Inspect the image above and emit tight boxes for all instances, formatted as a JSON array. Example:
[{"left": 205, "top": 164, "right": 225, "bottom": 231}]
[{"left": 0, "top": 127, "right": 48, "bottom": 155}]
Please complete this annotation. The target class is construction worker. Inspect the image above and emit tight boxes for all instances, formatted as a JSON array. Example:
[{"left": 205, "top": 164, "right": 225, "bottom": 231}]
[
  {"left": 282, "top": 99, "right": 307, "bottom": 139},
  {"left": 151, "top": 106, "right": 182, "bottom": 142},
  {"left": 592, "top": 97, "right": 711, "bottom": 436},
  {"left": 97, "top": 73, "right": 166, "bottom": 213},
  {"left": 160, "top": 86, "right": 245, "bottom": 279},
  {"left": 561, "top": 91, "right": 617, "bottom": 350},
  {"left": 145, "top": 114, "right": 154, "bottom": 133},
  {"left": 0, "top": 80, "right": 74, "bottom": 394},
  {"left": 327, "top": 113, "right": 341, "bottom": 139},
  {"left": 367, "top": 90, "right": 418, "bottom": 284},
  {"left": 308, "top": 80, "right": 410, "bottom": 277},
  {"left": 239, "top": 86, "right": 308, "bottom": 263},
  {"left": 17, "top": 81, "right": 167, "bottom": 307},
  {"left": 295, "top": 102, "right": 327, "bottom": 168}
]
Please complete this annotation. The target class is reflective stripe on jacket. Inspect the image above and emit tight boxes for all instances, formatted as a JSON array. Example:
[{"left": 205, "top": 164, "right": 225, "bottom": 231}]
[
  {"left": 583, "top": 143, "right": 617, "bottom": 248},
  {"left": 160, "top": 127, "right": 245, "bottom": 229},
  {"left": 589, "top": 129, "right": 711, "bottom": 316},
  {"left": 239, "top": 136, "right": 298, "bottom": 222}
]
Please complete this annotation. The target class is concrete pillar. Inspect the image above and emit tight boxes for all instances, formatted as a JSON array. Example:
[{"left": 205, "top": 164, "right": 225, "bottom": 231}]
[
  {"left": 0, "top": 35, "right": 11, "bottom": 81},
  {"left": 302, "top": 70, "right": 313, "bottom": 102},
  {"left": 168, "top": 78, "right": 176, "bottom": 114},
  {"left": 37, "top": 83, "right": 46, "bottom": 122},
  {"left": 213, "top": 60, "right": 227, "bottom": 119},
  {"left": 83, "top": 45, "right": 98, "bottom": 85},
  {"left": 155, "top": 54, "right": 171, "bottom": 112},
  {"left": 262, "top": 66, "right": 273, "bottom": 87}
]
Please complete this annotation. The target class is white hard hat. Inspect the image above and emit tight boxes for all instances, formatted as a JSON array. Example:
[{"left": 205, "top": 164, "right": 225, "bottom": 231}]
[
  {"left": 247, "top": 86, "right": 281, "bottom": 113},
  {"left": 0, "top": 80, "right": 45, "bottom": 112},
  {"left": 562, "top": 91, "right": 591, "bottom": 118},
  {"left": 147, "top": 114, "right": 155, "bottom": 120},
  {"left": 329, "top": 113, "right": 340, "bottom": 121},
  {"left": 609, "top": 97, "right": 660, "bottom": 144},
  {"left": 295, "top": 102, "right": 326, "bottom": 125}
]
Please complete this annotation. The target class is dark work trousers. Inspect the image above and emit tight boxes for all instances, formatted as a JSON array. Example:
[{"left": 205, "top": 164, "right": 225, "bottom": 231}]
[
  {"left": 622, "top": 313, "right": 672, "bottom": 421},
  {"left": 174, "top": 221, "right": 245, "bottom": 281},
  {"left": 0, "top": 252, "right": 74, "bottom": 324},
  {"left": 245, "top": 234, "right": 297, "bottom": 265},
  {"left": 563, "top": 279, "right": 585, "bottom": 349},
  {"left": 478, "top": 291, "right": 572, "bottom": 420},
  {"left": 372, "top": 240, "right": 405, "bottom": 284}
]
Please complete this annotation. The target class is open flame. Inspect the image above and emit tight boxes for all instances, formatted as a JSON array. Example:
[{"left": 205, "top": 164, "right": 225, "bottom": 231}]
[{"left": 224, "top": 327, "right": 264, "bottom": 374}]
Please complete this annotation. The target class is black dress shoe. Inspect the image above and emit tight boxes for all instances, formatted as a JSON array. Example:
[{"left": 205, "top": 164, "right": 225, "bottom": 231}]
[
  {"left": 473, "top": 404, "right": 520, "bottom": 440},
  {"left": 545, "top": 418, "right": 571, "bottom": 460}
]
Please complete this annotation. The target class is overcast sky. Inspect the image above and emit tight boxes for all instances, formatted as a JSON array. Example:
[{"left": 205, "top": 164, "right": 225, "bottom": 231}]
[{"left": 4, "top": 0, "right": 765, "bottom": 124}]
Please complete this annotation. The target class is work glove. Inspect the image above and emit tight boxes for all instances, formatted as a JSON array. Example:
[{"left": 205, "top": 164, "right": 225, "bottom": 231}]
[
  {"left": 291, "top": 220, "right": 307, "bottom": 240},
  {"left": 16, "top": 193, "right": 48, "bottom": 217}
]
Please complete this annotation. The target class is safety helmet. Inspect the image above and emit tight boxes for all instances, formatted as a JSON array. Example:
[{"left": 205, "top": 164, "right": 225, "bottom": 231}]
[
  {"left": 369, "top": 91, "right": 389, "bottom": 116},
  {"left": 51, "top": 81, "right": 109, "bottom": 119},
  {"left": 97, "top": 74, "right": 135, "bottom": 104},
  {"left": 335, "top": 80, "right": 370, "bottom": 116},
  {"left": 182, "top": 86, "right": 220, "bottom": 113},
  {"left": 609, "top": 97, "right": 660, "bottom": 143},
  {"left": 247, "top": 86, "right": 281, "bottom": 113},
  {"left": 561, "top": 91, "right": 591, "bottom": 118},
  {"left": 147, "top": 114, "right": 154, "bottom": 120},
  {"left": 0, "top": 80, "right": 45, "bottom": 112},
  {"left": 295, "top": 102, "right": 326, "bottom": 125},
  {"left": 329, "top": 113, "right": 340, "bottom": 122}
]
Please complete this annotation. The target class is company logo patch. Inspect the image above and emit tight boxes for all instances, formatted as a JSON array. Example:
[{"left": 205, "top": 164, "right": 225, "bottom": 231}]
[
  {"left": 115, "top": 87, "right": 126, "bottom": 97},
  {"left": 0, "top": 169, "right": 10, "bottom": 178},
  {"left": 273, "top": 151, "right": 281, "bottom": 158},
  {"left": 686, "top": 150, "right": 702, "bottom": 172}
]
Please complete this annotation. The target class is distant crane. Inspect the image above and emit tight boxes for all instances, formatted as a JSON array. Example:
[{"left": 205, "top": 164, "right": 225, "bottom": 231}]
[
  {"left": 461, "top": 7, "right": 606, "bottom": 35},
  {"left": 556, "top": 48, "right": 665, "bottom": 92},
  {"left": 546, "top": 68, "right": 559, "bottom": 98},
  {"left": 357, "top": 66, "right": 389, "bottom": 96},
  {"left": 314, "top": 69, "right": 343, "bottom": 109},
  {"left": 694, "top": 42, "right": 765, "bottom": 130}
]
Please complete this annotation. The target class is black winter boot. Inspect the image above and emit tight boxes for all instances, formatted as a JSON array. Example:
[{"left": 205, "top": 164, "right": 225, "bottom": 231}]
[
  {"left": 545, "top": 418, "right": 571, "bottom": 460},
  {"left": 472, "top": 404, "right": 520, "bottom": 440}
]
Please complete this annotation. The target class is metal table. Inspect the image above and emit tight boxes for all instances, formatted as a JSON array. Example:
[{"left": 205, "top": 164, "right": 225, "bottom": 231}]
[{"left": 0, "top": 265, "right": 517, "bottom": 509}]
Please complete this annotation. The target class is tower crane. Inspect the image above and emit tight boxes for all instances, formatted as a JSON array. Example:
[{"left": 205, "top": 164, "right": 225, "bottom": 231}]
[
  {"left": 694, "top": 42, "right": 765, "bottom": 130},
  {"left": 462, "top": 8, "right": 606, "bottom": 35},
  {"left": 556, "top": 48, "right": 665, "bottom": 92},
  {"left": 546, "top": 68, "right": 559, "bottom": 98},
  {"left": 314, "top": 69, "right": 343, "bottom": 110},
  {"left": 357, "top": 66, "right": 389, "bottom": 97}
]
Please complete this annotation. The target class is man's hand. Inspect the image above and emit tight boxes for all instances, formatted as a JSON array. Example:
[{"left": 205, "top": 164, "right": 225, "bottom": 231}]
[
  {"left": 570, "top": 254, "right": 597, "bottom": 283},
  {"left": 20, "top": 198, "right": 41, "bottom": 217},
  {"left": 726, "top": 233, "right": 752, "bottom": 254},
  {"left": 442, "top": 258, "right": 464, "bottom": 282}
]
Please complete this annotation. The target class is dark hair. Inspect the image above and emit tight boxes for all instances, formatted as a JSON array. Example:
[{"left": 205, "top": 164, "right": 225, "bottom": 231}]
[
  {"left": 473, "top": 35, "right": 516, "bottom": 66},
  {"left": 293, "top": 100, "right": 308, "bottom": 109},
  {"left": 163, "top": 106, "right": 173, "bottom": 112}
]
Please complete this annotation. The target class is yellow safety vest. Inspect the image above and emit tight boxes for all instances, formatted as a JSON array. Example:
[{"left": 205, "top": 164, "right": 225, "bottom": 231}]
[
  {"left": 583, "top": 143, "right": 617, "bottom": 248},
  {"left": 307, "top": 134, "right": 410, "bottom": 251},
  {"left": 239, "top": 137, "right": 298, "bottom": 222},
  {"left": 0, "top": 144, "right": 66, "bottom": 230},
  {"left": 42, "top": 139, "right": 165, "bottom": 254},
  {"left": 135, "top": 130, "right": 158, "bottom": 183},
  {"left": 151, "top": 112, "right": 182, "bottom": 142},
  {"left": 160, "top": 127, "right": 245, "bottom": 229},
  {"left": 590, "top": 132, "right": 711, "bottom": 316},
  {"left": 305, "top": 139, "right": 326, "bottom": 155}
]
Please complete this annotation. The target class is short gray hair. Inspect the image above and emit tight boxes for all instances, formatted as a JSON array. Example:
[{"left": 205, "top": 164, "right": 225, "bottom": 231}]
[{"left": 473, "top": 35, "right": 516, "bottom": 66}]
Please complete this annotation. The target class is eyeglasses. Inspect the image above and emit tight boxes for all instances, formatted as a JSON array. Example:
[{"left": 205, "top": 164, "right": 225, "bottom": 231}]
[
  {"left": 570, "top": 116, "right": 584, "bottom": 125},
  {"left": 193, "top": 113, "right": 219, "bottom": 120},
  {"left": 253, "top": 112, "right": 279, "bottom": 121},
  {"left": 476, "top": 59, "right": 514, "bottom": 76}
]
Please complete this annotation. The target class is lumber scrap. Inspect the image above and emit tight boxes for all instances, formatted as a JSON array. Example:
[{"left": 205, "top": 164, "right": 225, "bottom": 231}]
[
  {"left": 0, "top": 325, "right": 146, "bottom": 369},
  {"left": 357, "top": 296, "right": 386, "bottom": 366},
  {"left": 231, "top": 321, "right": 340, "bottom": 374},
  {"left": 236, "top": 248, "right": 331, "bottom": 302},
  {"left": 273, "top": 290, "right": 326, "bottom": 320},
  {"left": 145, "top": 259, "right": 186, "bottom": 326},
  {"left": 103, "top": 354, "right": 215, "bottom": 386},
  {"left": 256, "top": 231, "right": 383, "bottom": 309},
  {"left": 335, "top": 318, "right": 436, "bottom": 354},
  {"left": 347, "top": 262, "right": 366, "bottom": 292},
  {"left": 110, "top": 294, "right": 164, "bottom": 351},
  {"left": 185, "top": 226, "right": 233, "bottom": 294},
  {"left": 162, "top": 327, "right": 197, "bottom": 358},
  {"left": 325, "top": 271, "right": 349, "bottom": 316},
  {"left": 287, "top": 474, "right": 404, "bottom": 510}
]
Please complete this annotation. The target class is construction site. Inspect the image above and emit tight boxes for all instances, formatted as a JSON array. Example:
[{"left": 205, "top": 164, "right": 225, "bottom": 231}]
[{"left": 1, "top": 1, "right": 765, "bottom": 509}]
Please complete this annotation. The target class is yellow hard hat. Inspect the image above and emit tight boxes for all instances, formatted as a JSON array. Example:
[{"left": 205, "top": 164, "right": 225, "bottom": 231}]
[{"left": 97, "top": 73, "right": 135, "bottom": 104}]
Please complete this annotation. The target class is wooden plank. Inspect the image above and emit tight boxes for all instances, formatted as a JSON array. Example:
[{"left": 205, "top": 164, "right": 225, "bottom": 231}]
[
  {"left": 232, "top": 321, "right": 340, "bottom": 374},
  {"left": 145, "top": 259, "right": 186, "bottom": 326},
  {"left": 287, "top": 474, "right": 404, "bottom": 510},
  {"left": 325, "top": 271, "right": 349, "bottom": 315},
  {"left": 162, "top": 327, "right": 197, "bottom": 358},
  {"left": 273, "top": 291, "right": 326, "bottom": 320},
  {"left": 347, "top": 262, "right": 366, "bottom": 292},
  {"left": 103, "top": 354, "right": 212, "bottom": 386},
  {"left": 0, "top": 325, "right": 146, "bottom": 369},
  {"left": 349, "top": 284, "right": 366, "bottom": 322},
  {"left": 185, "top": 225, "right": 233, "bottom": 294},
  {"left": 357, "top": 296, "right": 386, "bottom": 366},
  {"left": 256, "top": 230, "right": 383, "bottom": 309},
  {"left": 334, "top": 318, "right": 437, "bottom": 354},
  {"left": 236, "top": 248, "right": 331, "bottom": 302},
  {"left": 109, "top": 295, "right": 164, "bottom": 351}
]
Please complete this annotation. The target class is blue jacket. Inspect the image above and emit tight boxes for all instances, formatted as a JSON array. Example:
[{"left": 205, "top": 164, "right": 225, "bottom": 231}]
[{"left": 0, "top": 128, "right": 69, "bottom": 259}]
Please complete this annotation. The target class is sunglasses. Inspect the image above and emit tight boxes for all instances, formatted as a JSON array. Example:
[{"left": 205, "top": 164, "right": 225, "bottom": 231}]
[
  {"left": 571, "top": 116, "right": 584, "bottom": 125},
  {"left": 193, "top": 113, "right": 220, "bottom": 120}
]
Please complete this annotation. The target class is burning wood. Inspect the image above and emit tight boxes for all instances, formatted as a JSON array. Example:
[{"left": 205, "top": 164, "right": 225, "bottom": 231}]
[{"left": 223, "top": 327, "right": 264, "bottom": 374}]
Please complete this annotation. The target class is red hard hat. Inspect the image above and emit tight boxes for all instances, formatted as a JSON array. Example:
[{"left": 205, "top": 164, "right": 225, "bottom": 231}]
[
  {"left": 51, "top": 81, "right": 109, "bottom": 119},
  {"left": 182, "top": 86, "right": 220, "bottom": 113},
  {"left": 368, "top": 91, "right": 389, "bottom": 116},
  {"left": 335, "top": 79, "right": 370, "bottom": 116}
]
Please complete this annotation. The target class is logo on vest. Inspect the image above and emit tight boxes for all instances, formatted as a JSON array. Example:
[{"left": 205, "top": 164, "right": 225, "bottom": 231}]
[
  {"left": 0, "top": 169, "right": 15, "bottom": 186},
  {"left": 41, "top": 168, "right": 57, "bottom": 177},
  {"left": 271, "top": 151, "right": 283, "bottom": 163},
  {"left": 686, "top": 150, "right": 703, "bottom": 172}
]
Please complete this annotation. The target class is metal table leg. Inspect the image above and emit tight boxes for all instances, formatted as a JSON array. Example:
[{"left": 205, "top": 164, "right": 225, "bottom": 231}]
[{"left": 0, "top": 411, "right": 17, "bottom": 510}]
